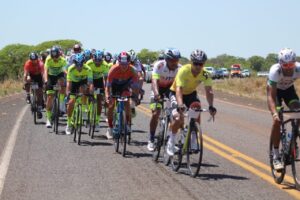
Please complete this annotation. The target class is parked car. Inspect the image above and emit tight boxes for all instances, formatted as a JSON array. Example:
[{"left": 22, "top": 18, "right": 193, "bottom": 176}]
[
  {"left": 257, "top": 71, "right": 269, "bottom": 77},
  {"left": 221, "top": 67, "right": 229, "bottom": 78},
  {"left": 241, "top": 69, "right": 251, "bottom": 78},
  {"left": 143, "top": 64, "right": 152, "bottom": 83},
  {"left": 214, "top": 69, "right": 224, "bottom": 79},
  {"left": 204, "top": 66, "right": 216, "bottom": 79},
  {"left": 230, "top": 64, "right": 242, "bottom": 78}
]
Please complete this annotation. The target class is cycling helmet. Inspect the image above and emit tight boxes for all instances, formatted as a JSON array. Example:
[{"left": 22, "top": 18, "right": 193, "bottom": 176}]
[
  {"left": 158, "top": 53, "right": 165, "bottom": 60},
  {"left": 190, "top": 49, "right": 207, "bottom": 64},
  {"left": 73, "top": 44, "right": 82, "bottom": 53},
  {"left": 127, "top": 49, "right": 137, "bottom": 62},
  {"left": 118, "top": 51, "right": 131, "bottom": 64},
  {"left": 83, "top": 49, "right": 92, "bottom": 61},
  {"left": 278, "top": 48, "right": 296, "bottom": 64},
  {"left": 164, "top": 48, "right": 181, "bottom": 60},
  {"left": 50, "top": 46, "right": 60, "bottom": 58},
  {"left": 93, "top": 50, "right": 104, "bottom": 62},
  {"left": 73, "top": 53, "right": 85, "bottom": 67},
  {"left": 104, "top": 52, "right": 112, "bottom": 62},
  {"left": 29, "top": 52, "right": 38, "bottom": 61}
]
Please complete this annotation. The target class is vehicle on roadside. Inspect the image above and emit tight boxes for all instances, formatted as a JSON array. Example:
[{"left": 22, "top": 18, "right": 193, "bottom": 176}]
[
  {"left": 257, "top": 71, "right": 269, "bottom": 77},
  {"left": 230, "top": 64, "right": 242, "bottom": 78},
  {"left": 214, "top": 69, "right": 224, "bottom": 79},
  {"left": 221, "top": 67, "right": 229, "bottom": 78},
  {"left": 143, "top": 64, "right": 152, "bottom": 83},
  {"left": 204, "top": 66, "right": 216, "bottom": 79},
  {"left": 241, "top": 69, "right": 251, "bottom": 78}
]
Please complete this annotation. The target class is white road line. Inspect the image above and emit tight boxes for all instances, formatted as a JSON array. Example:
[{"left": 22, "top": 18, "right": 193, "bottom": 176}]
[{"left": 0, "top": 106, "right": 27, "bottom": 196}]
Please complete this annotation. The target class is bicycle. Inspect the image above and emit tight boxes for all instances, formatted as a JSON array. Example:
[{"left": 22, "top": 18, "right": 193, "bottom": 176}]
[
  {"left": 88, "top": 88, "right": 104, "bottom": 139},
  {"left": 51, "top": 84, "right": 61, "bottom": 135},
  {"left": 166, "top": 105, "right": 211, "bottom": 177},
  {"left": 152, "top": 98, "right": 172, "bottom": 163},
  {"left": 29, "top": 82, "right": 39, "bottom": 124},
  {"left": 111, "top": 95, "right": 133, "bottom": 157},
  {"left": 269, "top": 108, "right": 300, "bottom": 189}
]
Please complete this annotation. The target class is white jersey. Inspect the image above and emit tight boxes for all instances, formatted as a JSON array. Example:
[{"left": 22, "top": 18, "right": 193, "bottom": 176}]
[
  {"left": 268, "top": 62, "right": 300, "bottom": 90},
  {"left": 132, "top": 59, "right": 143, "bottom": 72},
  {"left": 152, "top": 60, "right": 181, "bottom": 88}
]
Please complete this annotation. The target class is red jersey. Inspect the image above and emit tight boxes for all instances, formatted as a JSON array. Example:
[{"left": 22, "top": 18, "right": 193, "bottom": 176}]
[
  {"left": 107, "top": 64, "right": 139, "bottom": 88},
  {"left": 24, "top": 60, "right": 44, "bottom": 75}
]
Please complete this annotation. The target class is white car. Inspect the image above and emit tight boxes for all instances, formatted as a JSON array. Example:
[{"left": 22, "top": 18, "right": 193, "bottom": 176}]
[
  {"left": 221, "top": 67, "right": 229, "bottom": 78},
  {"left": 241, "top": 69, "right": 251, "bottom": 78},
  {"left": 204, "top": 66, "right": 216, "bottom": 79}
]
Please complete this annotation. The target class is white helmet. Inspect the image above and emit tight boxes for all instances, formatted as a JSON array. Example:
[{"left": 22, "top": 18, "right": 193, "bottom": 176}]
[{"left": 278, "top": 48, "right": 296, "bottom": 64}]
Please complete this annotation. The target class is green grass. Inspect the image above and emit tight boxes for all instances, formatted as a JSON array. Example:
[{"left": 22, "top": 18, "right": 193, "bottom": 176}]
[
  {"left": 213, "top": 77, "right": 300, "bottom": 101},
  {"left": 0, "top": 79, "right": 23, "bottom": 97}
]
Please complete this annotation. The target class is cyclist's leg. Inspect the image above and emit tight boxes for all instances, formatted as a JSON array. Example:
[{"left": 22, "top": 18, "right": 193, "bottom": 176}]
[
  {"left": 184, "top": 91, "right": 201, "bottom": 124},
  {"left": 31, "top": 74, "right": 44, "bottom": 107},
  {"left": 67, "top": 81, "right": 79, "bottom": 128},
  {"left": 94, "top": 78, "right": 104, "bottom": 123},
  {"left": 149, "top": 90, "right": 162, "bottom": 142},
  {"left": 45, "top": 74, "right": 57, "bottom": 123},
  {"left": 58, "top": 73, "right": 66, "bottom": 113}
]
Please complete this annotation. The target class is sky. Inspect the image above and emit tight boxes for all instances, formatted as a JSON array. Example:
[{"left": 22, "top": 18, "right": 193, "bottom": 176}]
[{"left": 1, "top": 0, "right": 299, "bottom": 59}]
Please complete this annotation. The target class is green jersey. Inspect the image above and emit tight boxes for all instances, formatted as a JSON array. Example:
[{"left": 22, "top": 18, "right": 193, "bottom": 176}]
[
  {"left": 67, "top": 64, "right": 93, "bottom": 83},
  {"left": 45, "top": 56, "right": 67, "bottom": 76},
  {"left": 86, "top": 60, "right": 109, "bottom": 79}
]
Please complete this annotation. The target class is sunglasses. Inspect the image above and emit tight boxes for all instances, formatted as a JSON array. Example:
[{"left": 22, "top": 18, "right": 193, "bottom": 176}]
[
  {"left": 282, "top": 62, "right": 295, "bottom": 69},
  {"left": 193, "top": 62, "right": 204, "bottom": 67}
]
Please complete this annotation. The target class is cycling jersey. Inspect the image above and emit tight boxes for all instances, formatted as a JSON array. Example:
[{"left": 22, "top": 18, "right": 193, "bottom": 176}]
[
  {"left": 107, "top": 64, "right": 139, "bottom": 88},
  {"left": 107, "top": 62, "right": 113, "bottom": 69},
  {"left": 268, "top": 62, "right": 300, "bottom": 90},
  {"left": 170, "top": 64, "right": 212, "bottom": 95},
  {"left": 45, "top": 56, "right": 67, "bottom": 76},
  {"left": 86, "top": 60, "right": 109, "bottom": 79},
  {"left": 152, "top": 60, "right": 181, "bottom": 88},
  {"left": 24, "top": 60, "right": 44, "bottom": 75},
  {"left": 67, "top": 64, "right": 93, "bottom": 83}
]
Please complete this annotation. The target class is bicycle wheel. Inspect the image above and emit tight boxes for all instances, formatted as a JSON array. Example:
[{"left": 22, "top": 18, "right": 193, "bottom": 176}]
[
  {"left": 163, "top": 117, "right": 171, "bottom": 166},
  {"left": 291, "top": 131, "right": 300, "bottom": 189},
  {"left": 127, "top": 124, "right": 131, "bottom": 145},
  {"left": 120, "top": 111, "right": 127, "bottom": 157},
  {"left": 113, "top": 111, "right": 120, "bottom": 153},
  {"left": 89, "top": 101, "right": 97, "bottom": 139},
  {"left": 77, "top": 104, "right": 83, "bottom": 145},
  {"left": 31, "top": 90, "right": 37, "bottom": 124},
  {"left": 73, "top": 106, "right": 79, "bottom": 142},
  {"left": 170, "top": 133, "right": 183, "bottom": 172},
  {"left": 55, "top": 96, "right": 60, "bottom": 134},
  {"left": 269, "top": 134, "right": 286, "bottom": 184},
  {"left": 153, "top": 114, "right": 166, "bottom": 162},
  {"left": 186, "top": 123, "right": 203, "bottom": 178}
]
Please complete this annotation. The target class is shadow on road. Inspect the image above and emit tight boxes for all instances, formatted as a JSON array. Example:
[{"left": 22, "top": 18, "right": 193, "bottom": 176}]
[
  {"left": 198, "top": 173, "right": 248, "bottom": 181},
  {"left": 78, "top": 140, "right": 113, "bottom": 147},
  {"left": 129, "top": 140, "right": 148, "bottom": 146},
  {"left": 124, "top": 151, "right": 152, "bottom": 158}
]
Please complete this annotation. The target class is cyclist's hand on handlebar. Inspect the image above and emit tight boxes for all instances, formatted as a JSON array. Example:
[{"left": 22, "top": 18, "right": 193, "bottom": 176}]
[
  {"left": 154, "top": 94, "right": 160, "bottom": 101},
  {"left": 272, "top": 113, "right": 280, "bottom": 122}
]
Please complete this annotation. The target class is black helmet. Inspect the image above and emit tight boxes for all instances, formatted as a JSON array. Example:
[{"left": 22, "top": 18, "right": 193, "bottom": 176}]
[
  {"left": 73, "top": 44, "right": 82, "bottom": 53},
  {"left": 50, "top": 46, "right": 60, "bottom": 58},
  {"left": 164, "top": 48, "right": 181, "bottom": 60},
  {"left": 29, "top": 52, "right": 38, "bottom": 61},
  {"left": 104, "top": 52, "right": 112, "bottom": 62},
  {"left": 190, "top": 49, "right": 207, "bottom": 63}
]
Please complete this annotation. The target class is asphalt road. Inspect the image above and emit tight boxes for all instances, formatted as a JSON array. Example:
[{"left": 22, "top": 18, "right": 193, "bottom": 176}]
[{"left": 0, "top": 84, "right": 299, "bottom": 200}]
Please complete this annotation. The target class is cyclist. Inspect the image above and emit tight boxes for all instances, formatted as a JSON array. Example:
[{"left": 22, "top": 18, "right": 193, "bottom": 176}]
[
  {"left": 105, "top": 51, "right": 140, "bottom": 139},
  {"left": 167, "top": 49, "right": 217, "bottom": 156},
  {"left": 267, "top": 48, "right": 300, "bottom": 170},
  {"left": 44, "top": 46, "right": 68, "bottom": 128},
  {"left": 147, "top": 48, "right": 181, "bottom": 152},
  {"left": 67, "top": 44, "right": 82, "bottom": 68},
  {"left": 86, "top": 50, "right": 109, "bottom": 128},
  {"left": 104, "top": 52, "right": 113, "bottom": 69},
  {"left": 23, "top": 52, "right": 45, "bottom": 119},
  {"left": 129, "top": 50, "right": 146, "bottom": 99},
  {"left": 83, "top": 49, "right": 92, "bottom": 63},
  {"left": 65, "top": 53, "right": 94, "bottom": 135}
]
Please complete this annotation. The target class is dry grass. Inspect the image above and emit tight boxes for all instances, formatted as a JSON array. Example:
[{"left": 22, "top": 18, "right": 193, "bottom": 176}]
[
  {"left": 213, "top": 77, "right": 300, "bottom": 101},
  {"left": 0, "top": 79, "right": 23, "bottom": 97}
]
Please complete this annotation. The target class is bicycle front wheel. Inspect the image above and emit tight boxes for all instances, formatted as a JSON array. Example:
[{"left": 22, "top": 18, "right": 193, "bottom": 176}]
[
  {"left": 31, "top": 90, "right": 37, "bottom": 124},
  {"left": 153, "top": 116, "right": 167, "bottom": 162},
  {"left": 291, "top": 132, "right": 300, "bottom": 189},
  {"left": 186, "top": 123, "right": 203, "bottom": 178},
  {"left": 113, "top": 111, "right": 120, "bottom": 153},
  {"left": 89, "top": 101, "right": 97, "bottom": 139},
  {"left": 269, "top": 134, "right": 286, "bottom": 184},
  {"left": 77, "top": 104, "right": 83, "bottom": 145},
  {"left": 119, "top": 111, "right": 127, "bottom": 157}
]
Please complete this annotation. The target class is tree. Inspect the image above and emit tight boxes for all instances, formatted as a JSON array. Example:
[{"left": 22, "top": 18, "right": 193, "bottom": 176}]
[
  {"left": 137, "top": 49, "right": 159, "bottom": 64},
  {"left": 248, "top": 56, "right": 265, "bottom": 71}
]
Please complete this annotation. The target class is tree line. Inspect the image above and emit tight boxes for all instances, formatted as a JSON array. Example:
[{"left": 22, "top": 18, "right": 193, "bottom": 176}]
[{"left": 0, "top": 39, "right": 299, "bottom": 81}]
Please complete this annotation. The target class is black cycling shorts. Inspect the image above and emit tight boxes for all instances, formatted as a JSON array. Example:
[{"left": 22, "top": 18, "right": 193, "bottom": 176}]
[
  {"left": 276, "top": 85, "right": 299, "bottom": 107},
  {"left": 70, "top": 79, "right": 88, "bottom": 94},
  {"left": 30, "top": 74, "right": 43, "bottom": 88},
  {"left": 170, "top": 91, "right": 200, "bottom": 108},
  {"left": 46, "top": 72, "right": 65, "bottom": 91},
  {"left": 93, "top": 77, "right": 104, "bottom": 89}
]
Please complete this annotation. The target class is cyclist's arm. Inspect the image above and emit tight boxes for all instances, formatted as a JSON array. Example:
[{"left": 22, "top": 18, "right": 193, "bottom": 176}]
[
  {"left": 205, "top": 86, "right": 214, "bottom": 107},
  {"left": 44, "top": 66, "right": 48, "bottom": 83},
  {"left": 66, "top": 80, "right": 72, "bottom": 95},
  {"left": 151, "top": 78, "right": 159, "bottom": 97},
  {"left": 267, "top": 84, "right": 278, "bottom": 115},
  {"left": 175, "top": 86, "right": 184, "bottom": 106}
]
